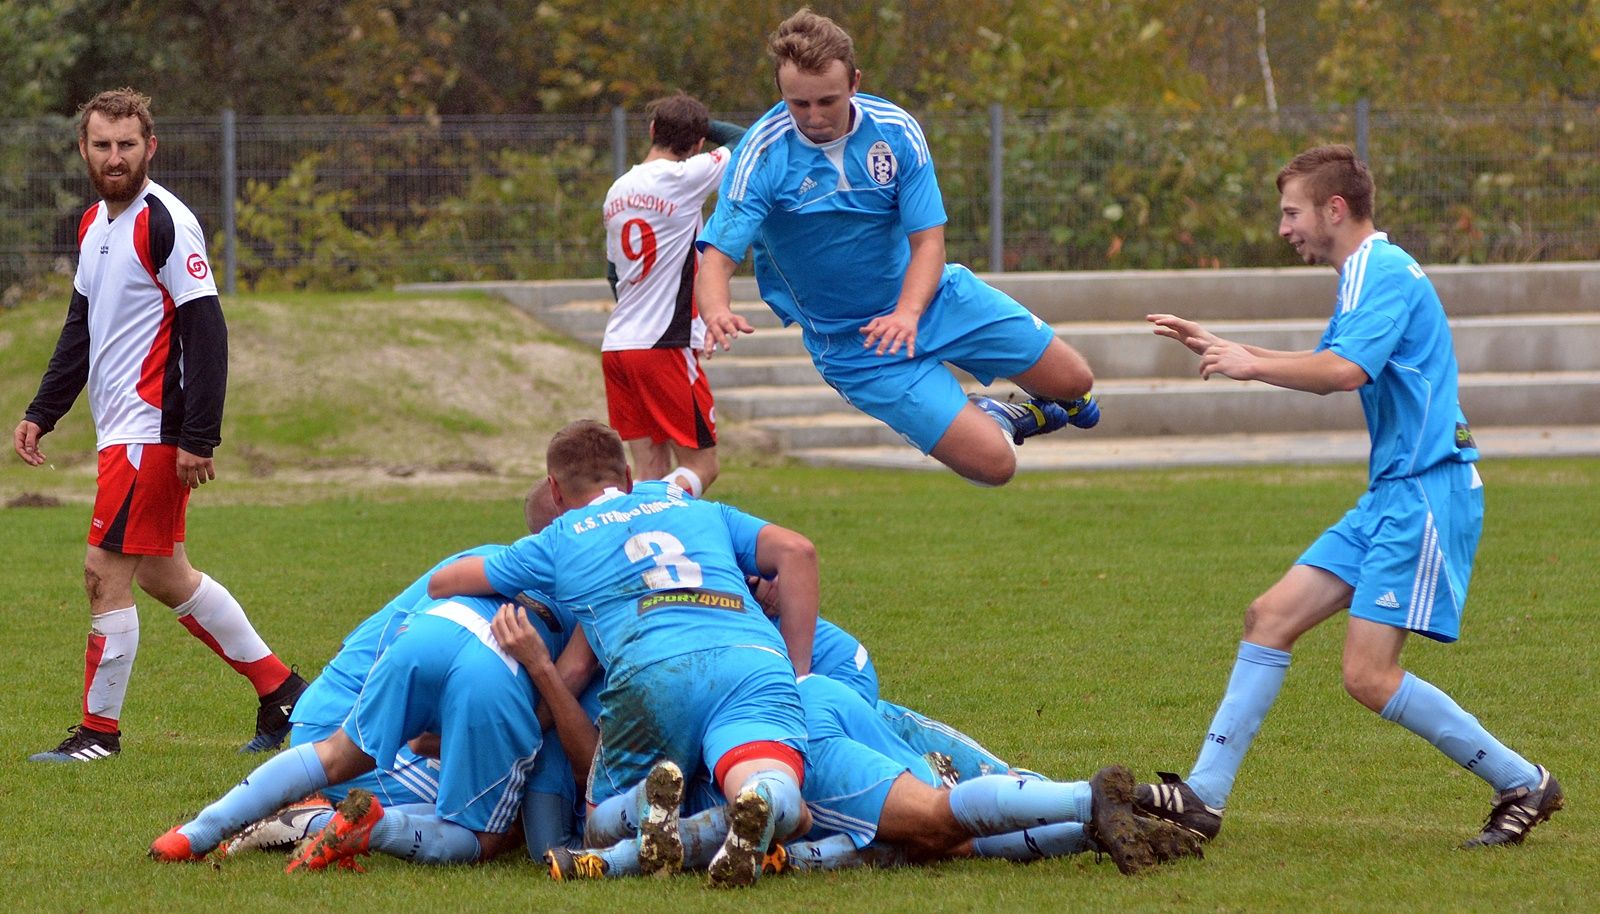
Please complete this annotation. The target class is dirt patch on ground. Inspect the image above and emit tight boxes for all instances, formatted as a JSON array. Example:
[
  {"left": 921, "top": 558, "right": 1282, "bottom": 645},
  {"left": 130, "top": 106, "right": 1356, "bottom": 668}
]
[{"left": 5, "top": 492, "right": 62, "bottom": 508}]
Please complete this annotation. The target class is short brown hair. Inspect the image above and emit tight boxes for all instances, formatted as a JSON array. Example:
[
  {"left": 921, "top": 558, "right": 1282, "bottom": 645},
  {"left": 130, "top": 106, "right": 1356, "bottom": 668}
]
[
  {"left": 768, "top": 7, "right": 856, "bottom": 78},
  {"left": 78, "top": 88, "right": 155, "bottom": 142},
  {"left": 648, "top": 93, "right": 711, "bottom": 157},
  {"left": 1277, "top": 144, "right": 1374, "bottom": 222},
  {"left": 546, "top": 420, "right": 628, "bottom": 495}
]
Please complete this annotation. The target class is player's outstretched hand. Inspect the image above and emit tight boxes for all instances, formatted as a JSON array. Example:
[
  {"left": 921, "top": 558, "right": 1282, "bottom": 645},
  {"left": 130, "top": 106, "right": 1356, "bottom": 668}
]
[
  {"left": 701, "top": 311, "right": 756, "bottom": 358},
  {"left": 176, "top": 448, "right": 215, "bottom": 489},
  {"left": 13, "top": 419, "right": 45, "bottom": 466},
  {"left": 1147, "top": 313, "right": 1218, "bottom": 357},
  {"left": 1198, "top": 340, "right": 1256, "bottom": 381},
  {"left": 492, "top": 603, "right": 556, "bottom": 673},
  {"left": 859, "top": 311, "right": 918, "bottom": 358}
]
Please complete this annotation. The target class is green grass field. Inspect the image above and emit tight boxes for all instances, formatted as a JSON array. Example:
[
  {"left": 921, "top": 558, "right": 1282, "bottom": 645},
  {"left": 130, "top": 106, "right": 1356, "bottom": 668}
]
[
  {"left": 2, "top": 462, "right": 1595, "bottom": 912},
  {"left": 2, "top": 290, "right": 1594, "bottom": 911}
]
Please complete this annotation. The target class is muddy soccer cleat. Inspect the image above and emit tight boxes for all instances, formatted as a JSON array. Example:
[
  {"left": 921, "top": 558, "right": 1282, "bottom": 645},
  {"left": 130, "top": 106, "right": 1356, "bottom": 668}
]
[
  {"left": 546, "top": 846, "right": 610, "bottom": 881},
  {"left": 220, "top": 794, "right": 333, "bottom": 856},
  {"left": 30, "top": 724, "right": 120, "bottom": 763},
  {"left": 1134, "top": 771, "right": 1223, "bottom": 841},
  {"left": 149, "top": 826, "right": 206, "bottom": 862},
  {"left": 241, "top": 671, "right": 308, "bottom": 753},
  {"left": 1461, "top": 765, "right": 1564, "bottom": 848},
  {"left": 638, "top": 759, "right": 685, "bottom": 876},
  {"left": 1087, "top": 764, "right": 1158, "bottom": 875},
  {"left": 1130, "top": 815, "right": 1205, "bottom": 865},
  {"left": 285, "top": 788, "right": 382, "bottom": 872},
  {"left": 707, "top": 784, "right": 775, "bottom": 889}
]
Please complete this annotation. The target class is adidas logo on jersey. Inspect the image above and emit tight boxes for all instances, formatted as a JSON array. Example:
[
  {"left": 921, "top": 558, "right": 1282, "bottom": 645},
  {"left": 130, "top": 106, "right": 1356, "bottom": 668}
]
[
  {"left": 797, "top": 176, "right": 817, "bottom": 195},
  {"left": 1375, "top": 592, "right": 1401, "bottom": 609}
]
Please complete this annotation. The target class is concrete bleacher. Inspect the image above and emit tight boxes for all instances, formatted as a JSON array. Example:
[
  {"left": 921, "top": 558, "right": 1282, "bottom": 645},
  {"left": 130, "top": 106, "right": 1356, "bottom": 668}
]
[{"left": 416, "top": 262, "right": 1600, "bottom": 471}]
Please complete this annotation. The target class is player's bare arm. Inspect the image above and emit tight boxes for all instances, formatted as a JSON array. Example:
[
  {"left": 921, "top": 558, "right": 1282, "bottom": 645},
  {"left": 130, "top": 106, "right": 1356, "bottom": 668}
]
[
  {"left": 694, "top": 246, "right": 754, "bottom": 356},
  {"left": 13, "top": 419, "right": 45, "bottom": 466},
  {"left": 754, "top": 524, "right": 819, "bottom": 677},
  {"left": 1200, "top": 344, "right": 1367, "bottom": 394},
  {"left": 492, "top": 606, "right": 600, "bottom": 782},
  {"left": 427, "top": 556, "right": 493, "bottom": 598},
  {"left": 861, "top": 226, "right": 945, "bottom": 359}
]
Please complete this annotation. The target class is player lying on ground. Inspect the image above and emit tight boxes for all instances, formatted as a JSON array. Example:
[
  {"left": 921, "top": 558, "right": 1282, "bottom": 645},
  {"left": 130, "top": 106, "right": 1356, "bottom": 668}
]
[
  {"left": 429, "top": 419, "right": 821, "bottom": 888},
  {"left": 548, "top": 675, "right": 1201, "bottom": 881}
]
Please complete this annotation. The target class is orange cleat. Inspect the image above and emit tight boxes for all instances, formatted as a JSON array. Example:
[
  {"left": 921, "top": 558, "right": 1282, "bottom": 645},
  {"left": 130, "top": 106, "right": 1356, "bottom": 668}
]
[
  {"left": 285, "top": 789, "right": 383, "bottom": 873},
  {"left": 149, "top": 826, "right": 206, "bottom": 863}
]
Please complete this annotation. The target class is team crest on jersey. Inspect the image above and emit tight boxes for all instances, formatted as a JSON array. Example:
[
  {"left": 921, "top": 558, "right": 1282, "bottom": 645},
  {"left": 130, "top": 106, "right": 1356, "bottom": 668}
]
[
  {"left": 186, "top": 253, "right": 209, "bottom": 279},
  {"left": 866, "top": 141, "right": 897, "bottom": 186}
]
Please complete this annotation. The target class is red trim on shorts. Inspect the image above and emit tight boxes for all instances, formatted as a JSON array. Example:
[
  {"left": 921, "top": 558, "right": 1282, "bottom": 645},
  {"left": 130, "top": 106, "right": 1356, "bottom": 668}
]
[
  {"left": 713, "top": 740, "right": 805, "bottom": 790},
  {"left": 90, "top": 444, "right": 188, "bottom": 556}
]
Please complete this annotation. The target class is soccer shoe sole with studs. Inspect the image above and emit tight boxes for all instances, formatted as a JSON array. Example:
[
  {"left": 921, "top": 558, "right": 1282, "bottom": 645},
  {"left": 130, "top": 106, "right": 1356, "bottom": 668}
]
[
  {"left": 638, "top": 760, "right": 685, "bottom": 876},
  {"left": 707, "top": 786, "right": 772, "bottom": 889},
  {"left": 1088, "top": 765, "right": 1158, "bottom": 876}
]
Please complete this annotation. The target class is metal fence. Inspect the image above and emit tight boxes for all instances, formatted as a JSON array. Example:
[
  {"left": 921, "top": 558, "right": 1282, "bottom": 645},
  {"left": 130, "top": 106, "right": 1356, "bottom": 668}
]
[{"left": 3, "top": 102, "right": 1596, "bottom": 295}]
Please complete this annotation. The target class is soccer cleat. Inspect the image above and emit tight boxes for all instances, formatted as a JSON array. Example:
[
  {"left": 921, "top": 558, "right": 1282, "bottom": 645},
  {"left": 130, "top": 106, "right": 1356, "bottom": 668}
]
[
  {"left": 220, "top": 794, "right": 334, "bottom": 856},
  {"left": 1134, "top": 771, "right": 1223, "bottom": 842},
  {"left": 970, "top": 395, "right": 1073, "bottom": 445},
  {"left": 1055, "top": 392, "right": 1101, "bottom": 429},
  {"left": 241, "top": 671, "right": 308, "bottom": 753},
  {"left": 1461, "top": 765, "right": 1564, "bottom": 848},
  {"left": 924, "top": 751, "right": 960, "bottom": 788},
  {"left": 29, "top": 724, "right": 120, "bottom": 763},
  {"left": 706, "top": 784, "right": 774, "bottom": 889},
  {"left": 761, "top": 844, "right": 790, "bottom": 876},
  {"left": 285, "top": 788, "right": 382, "bottom": 872},
  {"left": 1130, "top": 815, "right": 1205, "bottom": 865},
  {"left": 149, "top": 826, "right": 206, "bottom": 862},
  {"left": 546, "top": 846, "right": 610, "bottom": 881},
  {"left": 1086, "top": 764, "right": 1158, "bottom": 876},
  {"left": 637, "top": 759, "right": 685, "bottom": 876}
]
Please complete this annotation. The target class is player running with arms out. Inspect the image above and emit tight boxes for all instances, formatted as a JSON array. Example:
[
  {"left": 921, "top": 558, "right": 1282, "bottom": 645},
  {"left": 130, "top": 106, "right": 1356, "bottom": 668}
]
[
  {"left": 694, "top": 8, "right": 1100, "bottom": 487},
  {"left": 1140, "top": 145, "right": 1562, "bottom": 848},
  {"left": 602, "top": 93, "right": 744, "bottom": 497},
  {"left": 16, "top": 88, "right": 304, "bottom": 763},
  {"left": 429, "top": 419, "right": 819, "bottom": 888}
]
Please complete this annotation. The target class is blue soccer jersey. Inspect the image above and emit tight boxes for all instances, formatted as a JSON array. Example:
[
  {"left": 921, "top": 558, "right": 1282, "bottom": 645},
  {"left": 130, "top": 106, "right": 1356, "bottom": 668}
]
[
  {"left": 483, "top": 480, "right": 786, "bottom": 676},
  {"left": 1317, "top": 233, "right": 1478, "bottom": 483},
  {"left": 699, "top": 94, "right": 947, "bottom": 335},
  {"left": 291, "top": 545, "right": 507, "bottom": 731}
]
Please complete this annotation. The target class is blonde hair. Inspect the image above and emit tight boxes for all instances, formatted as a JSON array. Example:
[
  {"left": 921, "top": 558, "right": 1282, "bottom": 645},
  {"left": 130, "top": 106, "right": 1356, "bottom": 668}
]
[{"left": 768, "top": 7, "right": 856, "bottom": 77}]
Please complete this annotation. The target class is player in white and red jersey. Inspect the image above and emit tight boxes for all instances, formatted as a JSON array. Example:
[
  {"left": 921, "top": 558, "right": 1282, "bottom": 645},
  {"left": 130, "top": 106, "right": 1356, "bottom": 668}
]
[
  {"left": 13, "top": 88, "right": 304, "bottom": 763},
  {"left": 601, "top": 94, "right": 743, "bottom": 498}
]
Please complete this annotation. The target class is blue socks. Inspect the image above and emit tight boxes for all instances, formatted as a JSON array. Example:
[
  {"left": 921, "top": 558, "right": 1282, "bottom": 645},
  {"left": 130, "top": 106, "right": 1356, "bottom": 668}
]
[
  {"left": 947, "top": 775, "right": 1092, "bottom": 835},
  {"left": 784, "top": 833, "right": 907, "bottom": 870},
  {"left": 361, "top": 803, "right": 481, "bottom": 864},
  {"left": 181, "top": 742, "right": 329, "bottom": 851},
  {"left": 972, "top": 822, "right": 1088, "bottom": 860},
  {"left": 1187, "top": 641, "right": 1291, "bottom": 810},
  {"left": 742, "top": 768, "right": 804, "bottom": 847},
  {"left": 1381, "top": 671, "right": 1541, "bottom": 792}
]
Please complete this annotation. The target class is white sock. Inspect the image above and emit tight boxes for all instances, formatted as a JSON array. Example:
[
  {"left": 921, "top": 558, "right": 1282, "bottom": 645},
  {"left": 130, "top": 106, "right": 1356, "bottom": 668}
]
[
  {"left": 84, "top": 606, "right": 139, "bottom": 729},
  {"left": 174, "top": 573, "right": 270, "bottom": 663},
  {"left": 664, "top": 466, "right": 703, "bottom": 497}
]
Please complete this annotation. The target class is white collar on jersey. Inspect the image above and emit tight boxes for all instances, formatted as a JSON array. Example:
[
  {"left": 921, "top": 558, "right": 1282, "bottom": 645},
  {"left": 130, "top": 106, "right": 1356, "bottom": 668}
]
[{"left": 587, "top": 486, "right": 628, "bottom": 505}]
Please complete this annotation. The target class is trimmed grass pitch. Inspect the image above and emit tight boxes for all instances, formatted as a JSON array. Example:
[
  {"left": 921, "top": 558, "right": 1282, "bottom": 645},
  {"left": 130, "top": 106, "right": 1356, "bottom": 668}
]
[{"left": 1, "top": 460, "right": 1595, "bottom": 912}]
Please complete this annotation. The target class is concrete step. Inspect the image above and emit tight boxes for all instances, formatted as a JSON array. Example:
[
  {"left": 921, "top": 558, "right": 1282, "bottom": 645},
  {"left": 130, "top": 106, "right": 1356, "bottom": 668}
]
[
  {"left": 789, "top": 424, "right": 1600, "bottom": 472},
  {"left": 731, "top": 370, "right": 1600, "bottom": 445},
  {"left": 703, "top": 313, "right": 1600, "bottom": 387},
  {"left": 536, "top": 299, "right": 782, "bottom": 347}
]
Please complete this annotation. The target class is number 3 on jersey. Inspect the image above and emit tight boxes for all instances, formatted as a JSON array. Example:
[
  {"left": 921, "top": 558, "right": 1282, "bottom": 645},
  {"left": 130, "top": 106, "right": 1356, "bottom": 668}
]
[
  {"left": 621, "top": 218, "right": 657, "bottom": 284},
  {"left": 625, "top": 531, "right": 702, "bottom": 589}
]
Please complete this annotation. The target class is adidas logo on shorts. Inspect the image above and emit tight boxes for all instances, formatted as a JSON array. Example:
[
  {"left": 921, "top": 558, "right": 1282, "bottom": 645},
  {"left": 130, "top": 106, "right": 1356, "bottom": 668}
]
[{"left": 1375, "top": 592, "right": 1401, "bottom": 609}]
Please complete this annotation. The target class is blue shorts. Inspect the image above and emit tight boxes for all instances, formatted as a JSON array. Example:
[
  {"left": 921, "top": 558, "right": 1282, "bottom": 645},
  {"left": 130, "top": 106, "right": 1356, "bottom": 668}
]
[
  {"left": 344, "top": 607, "right": 542, "bottom": 833},
  {"left": 290, "top": 720, "right": 440, "bottom": 807},
  {"left": 798, "top": 675, "right": 939, "bottom": 848},
  {"left": 1298, "top": 461, "right": 1484, "bottom": 643},
  {"left": 875, "top": 699, "right": 1013, "bottom": 781},
  {"left": 803, "top": 265, "right": 1056, "bottom": 454},
  {"left": 586, "top": 645, "right": 807, "bottom": 807}
]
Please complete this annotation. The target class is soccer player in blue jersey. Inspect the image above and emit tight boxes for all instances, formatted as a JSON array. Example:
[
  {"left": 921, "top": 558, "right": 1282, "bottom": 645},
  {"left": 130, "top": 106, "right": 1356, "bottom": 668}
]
[
  {"left": 694, "top": 8, "right": 1099, "bottom": 487},
  {"left": 428, "top": 419, "right": 820, "bottom": 888},
  {"left": 150, "top": 579, "right": 578, "bottom": 869},
  {"left": 1140, "top": 145, "right": 1562, "bottom": 848}
]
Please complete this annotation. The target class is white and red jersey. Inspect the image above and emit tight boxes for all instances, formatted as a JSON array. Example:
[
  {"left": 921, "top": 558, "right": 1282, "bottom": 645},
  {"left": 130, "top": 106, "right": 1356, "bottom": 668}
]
[
  {"left": 601, "top": 147, "right": 731, "bottom": 351},
  {"left": 27, "top": 180, "right": 227, "bottom": 456}
]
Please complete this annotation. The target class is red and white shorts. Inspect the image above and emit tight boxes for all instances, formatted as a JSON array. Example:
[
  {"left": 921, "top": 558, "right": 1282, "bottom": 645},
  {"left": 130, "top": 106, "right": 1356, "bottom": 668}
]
[
  {"left": 602, "top": 348, "right": 717, "bottom": 449},
  {"left": 89, "top": 443, "right": 189, "bottom": 555}
]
